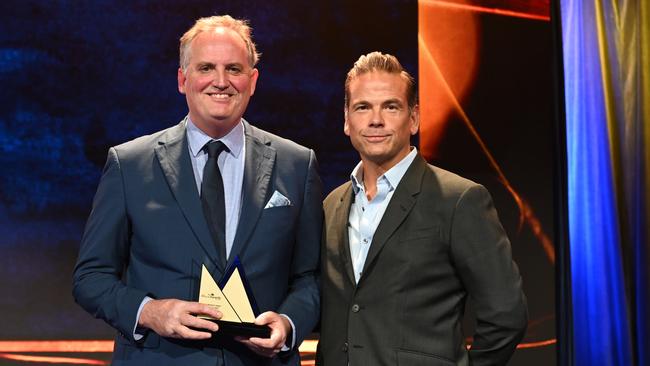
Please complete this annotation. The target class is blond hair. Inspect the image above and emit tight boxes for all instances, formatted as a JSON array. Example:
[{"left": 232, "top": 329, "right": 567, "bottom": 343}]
[{"left": 344, "top": 51, "right": 416, "bottom": 109}]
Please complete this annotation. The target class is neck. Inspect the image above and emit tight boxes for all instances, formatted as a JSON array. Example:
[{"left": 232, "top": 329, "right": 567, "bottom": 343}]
[
  {"left": 359, "top": 161, "right": 387, "bottom": 201},
  {"left": 190, "top": 115, "right": 240, "bottom": 139},
  {"left": 359, "top": 148, "right": 413, "bottom": 200}
]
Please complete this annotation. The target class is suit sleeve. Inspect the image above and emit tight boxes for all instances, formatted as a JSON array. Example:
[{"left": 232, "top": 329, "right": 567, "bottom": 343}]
[
  {"left": 450, "top": 184, "right": 528, "bottom": 366},
  {"left": 277, "top": 149, "right": 323, "bottom": 348},
  {"left": 72, "top": 147, "right": 148, "bottom": 342}
]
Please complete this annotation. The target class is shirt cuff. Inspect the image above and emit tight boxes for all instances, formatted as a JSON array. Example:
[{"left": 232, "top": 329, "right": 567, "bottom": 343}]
[
  {"left": 133, "top": 296, "right": 153, "bottom": 341},
  {"left": 279, "top": 314, "right": 296, "bottom": 351}
]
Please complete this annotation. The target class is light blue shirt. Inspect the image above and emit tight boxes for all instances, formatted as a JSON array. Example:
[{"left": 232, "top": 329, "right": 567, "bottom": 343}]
[
  {"left": 348, "top": 147, "right": 418, "bottom": 284},
  {"left": 186, "top": 117, "right": 245, "bottom": 257}
]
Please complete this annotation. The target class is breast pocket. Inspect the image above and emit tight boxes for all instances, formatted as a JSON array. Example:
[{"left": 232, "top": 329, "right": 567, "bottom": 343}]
[
  {"left": 396, "top": 226, "right": 449, "bottom": 270},
  {"left": 260, "top": 204, "right": 294, "bottom": 220},
  {"left": 399, "top": 226, "right": 441, "bottom": 242}
]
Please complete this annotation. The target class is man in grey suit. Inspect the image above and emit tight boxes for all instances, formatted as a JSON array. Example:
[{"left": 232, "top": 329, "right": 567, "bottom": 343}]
[
  {"left": 73, "top": 15, "right": 322, "bottom": 365},
  {"left": 317, "top": 52, "right": 527, "bottom": 366}
]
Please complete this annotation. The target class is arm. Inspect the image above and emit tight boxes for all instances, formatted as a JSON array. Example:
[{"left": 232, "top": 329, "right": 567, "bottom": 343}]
[
  {"left": 450, "top": 184, "right": 528, "bottom": 366},
  {"left": 245, "top": 149, "right": 323, "bottom": 356},
  {"left": 72, "top": 148, "right": 220, "bottom": 341},
  {"left": 72, "top": 147, "right": 149, "bottom": 341},
  {"left": 276, "top": 149, "right": 323, "bottom": 344}
]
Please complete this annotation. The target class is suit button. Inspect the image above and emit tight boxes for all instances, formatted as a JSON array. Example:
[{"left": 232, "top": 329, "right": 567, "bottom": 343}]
[
  {"left": 352, "top": 304, "right": 360, "bottom": 312},
  {"left": 341, "top": 342, "right": 348, "bottom": 352}
]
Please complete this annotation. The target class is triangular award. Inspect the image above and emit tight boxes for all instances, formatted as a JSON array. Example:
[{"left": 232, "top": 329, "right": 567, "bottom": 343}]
[
  {"left": 198, "top": 257, "right": 271, "bottom": 338},
  {"left": 198, "top": 265, "right": 241, "bottom": 322}
]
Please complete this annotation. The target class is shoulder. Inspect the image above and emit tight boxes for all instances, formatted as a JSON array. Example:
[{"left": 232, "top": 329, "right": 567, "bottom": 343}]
[
  {"left": 426, "top": 164, "right": 477, "bottom": 189},
  {"left": 111, "top": 121, "right": 185, "bottom": 159},
  {"left": 415, "top": 159, "right": 479, "bottom": 196},
  {"left": 399, "top": 157, "right": 489, "bottom": 209},
  {"left": 245, "top": 122, "right": 313, "bottom": 158}
]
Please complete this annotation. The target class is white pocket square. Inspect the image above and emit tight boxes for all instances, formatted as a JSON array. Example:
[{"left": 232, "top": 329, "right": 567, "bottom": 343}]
[{"left": 264, "top": 190, "right": 292, "bottom": 209}]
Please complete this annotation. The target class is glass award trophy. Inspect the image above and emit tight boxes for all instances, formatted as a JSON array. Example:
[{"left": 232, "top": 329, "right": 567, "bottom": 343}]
[{"left": 198, "top": 256, "right": 271, "bottom": 338}]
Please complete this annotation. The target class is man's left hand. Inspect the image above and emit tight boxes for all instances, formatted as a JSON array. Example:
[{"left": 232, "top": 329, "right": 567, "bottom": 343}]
[{"left": 236, "top": 311, "right": 291, "bottom": 358}]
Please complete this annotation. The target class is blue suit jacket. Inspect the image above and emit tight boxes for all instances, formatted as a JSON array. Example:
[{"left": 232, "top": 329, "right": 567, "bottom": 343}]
[{"left": 73, "top": 119, "right": 322, "bottom": 365}]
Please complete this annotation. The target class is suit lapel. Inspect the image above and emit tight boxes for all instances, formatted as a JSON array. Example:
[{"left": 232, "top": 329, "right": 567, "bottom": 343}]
[
  {"left": 154, "top": 121, "right": 222, "bottom": 271},
  {"left": 229, "top": 121, "right": 275, "bottom": 265},
  {"left": 330, "top": 184, "right": 356, "bottom": 286},
  {"left": 361, "top": 155, "right": 427, "bottom": 278}
]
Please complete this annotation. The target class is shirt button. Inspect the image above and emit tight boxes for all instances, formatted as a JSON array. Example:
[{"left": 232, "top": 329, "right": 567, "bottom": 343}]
[
  {"left": 342, "top": 342, "right": 348, "bottom": 352},
  {"left": 363, "top": 238, "right": 368, "bottom": 244},
  {"left": 352, "top": 304, "right": 360, "bottom": 312}
]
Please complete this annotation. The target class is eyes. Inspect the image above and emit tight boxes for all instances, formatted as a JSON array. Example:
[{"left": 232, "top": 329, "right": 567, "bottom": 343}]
[
  {"left": 385, "top": 103, "right": 400, "bottom": 111},
  {"left": 226, "top": 65, "right": 243, "bottom": 75},
  {"left": 353, "top": 102, "right": 403, "bottom": 112},
  {"left": 354, "top": 104, "right": 370, "bottom": 111},
  {"left": 196, "top": 63, "right": 245, "bottom": 75}
]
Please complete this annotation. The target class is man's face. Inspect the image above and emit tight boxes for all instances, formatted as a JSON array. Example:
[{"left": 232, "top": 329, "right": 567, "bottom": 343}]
[
  {"left": 178, "top": 27, "right": 258, "bottom": 138},
  {"left": 345, "top": 71, "right": 419, "bottom": 170}
]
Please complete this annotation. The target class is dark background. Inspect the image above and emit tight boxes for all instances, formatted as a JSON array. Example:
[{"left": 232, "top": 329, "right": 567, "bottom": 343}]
[
  {"left": 0, "top": 1, "right": 554, "bottom": 365},
  {"left": 429, "top": 12, "right": 557, "bottom": 365},
  {"left": 0, "top": 0, "right": 417, "bottom": 340}
]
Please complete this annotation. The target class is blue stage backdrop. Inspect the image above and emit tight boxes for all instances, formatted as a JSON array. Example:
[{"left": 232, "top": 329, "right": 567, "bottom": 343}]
[{"left": 0, "top": 0, "right": 417, "bottom": 339}]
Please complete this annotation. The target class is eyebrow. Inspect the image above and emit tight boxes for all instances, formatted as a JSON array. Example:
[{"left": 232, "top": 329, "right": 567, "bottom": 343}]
[
  {"left": 350, "top": 98, "right": 404, "bottom": 107},
  {"left": 382, "top": 98, "right": 405, "bottom": 106},
  {"left": 350, "top": 100, "right": 370, "bottom": 108},
  {"left": 195, "top": 62, "right": 215, "bottom": 68},
  {"left": 194, "top": 61, "right": 246, "bottom": 68}
]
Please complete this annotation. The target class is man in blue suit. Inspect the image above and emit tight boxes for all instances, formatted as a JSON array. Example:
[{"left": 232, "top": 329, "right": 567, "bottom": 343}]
[{"left": 73, "top": 15, "right": 322, "bottom": 365}]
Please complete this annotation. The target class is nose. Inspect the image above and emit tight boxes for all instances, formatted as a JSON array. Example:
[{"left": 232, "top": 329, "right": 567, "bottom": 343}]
[
  {"left": 211, "top": 69, "right": 228, "bottom": 89},
  {"left": 369, "top": 108, "right": 384, "bottom": 127}
]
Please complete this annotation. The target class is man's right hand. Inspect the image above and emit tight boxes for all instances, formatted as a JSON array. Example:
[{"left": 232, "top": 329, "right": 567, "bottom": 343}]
[{"left": 138, "top": 299, "right": 222, "bottom": 339}]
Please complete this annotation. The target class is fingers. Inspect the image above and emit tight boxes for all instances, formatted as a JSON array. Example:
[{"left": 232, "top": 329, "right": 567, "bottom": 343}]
[
  {"left": 237, "top": 338, "right": 280, "bottom": 358},
  {"left": 253, "top": 311, "right": 276, "bottom": 326},
  {"left": 139, "top": 299, "right": 222, "bottom": 339},
  {"left": 181, "top": 313, "right": 219, "bottom": 333},
  {"left": 247, "top": 333, "right": 282, "bottom": 352},
  {"left": 169, "top": 323, "right": 213, "bottom": 340},
  {"left": 235, "top": 311, "right": 289, "bottom": 358},
  {"left": 186, "top": 302, "right": 223, "bottom": 320}
]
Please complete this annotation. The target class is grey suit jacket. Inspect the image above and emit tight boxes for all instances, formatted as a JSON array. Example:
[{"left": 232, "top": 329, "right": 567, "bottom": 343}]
[
  {"left": 73, "top": 118, "right": 322, "bottom": 366},
  {"left": 318, "top": 155, "right": 527, "bottom": 366}
]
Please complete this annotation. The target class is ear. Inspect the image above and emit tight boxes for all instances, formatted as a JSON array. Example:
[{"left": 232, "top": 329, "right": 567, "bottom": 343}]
[
  {"left": 249, "top": 68, "right": 259, "bottom": 96},
  {"left": 177, "top": 68, "right": 187, "bottom": 94},
  {"left": 343, "top": 108, "right": 350, "bottom": 136},
  {"left": 409, "top": 104, "right": 420, "bottom": 135}
]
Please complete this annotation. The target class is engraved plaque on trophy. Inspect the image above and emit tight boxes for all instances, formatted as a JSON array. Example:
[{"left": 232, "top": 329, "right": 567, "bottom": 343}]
[{"left": 198, "top": 257, "right": 271, "bottom": 338}]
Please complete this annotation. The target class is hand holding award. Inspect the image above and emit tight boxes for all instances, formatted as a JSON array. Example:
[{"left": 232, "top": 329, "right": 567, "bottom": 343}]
[{"left": 198, "top": 257, "right": 271, "bottom": 338}]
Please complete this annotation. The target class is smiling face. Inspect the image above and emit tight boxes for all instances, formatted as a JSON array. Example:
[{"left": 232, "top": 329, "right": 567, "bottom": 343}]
[
  {"left": 345, "top": 71, "right": 419, "bottom": 171},
  {"left": 178, "top": 27, "right": 258, "bottom": 138}
]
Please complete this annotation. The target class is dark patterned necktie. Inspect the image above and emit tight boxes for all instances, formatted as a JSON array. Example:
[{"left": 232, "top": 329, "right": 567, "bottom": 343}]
[{"left": 201, "top": 140, "right": 229, "bottom": 266}]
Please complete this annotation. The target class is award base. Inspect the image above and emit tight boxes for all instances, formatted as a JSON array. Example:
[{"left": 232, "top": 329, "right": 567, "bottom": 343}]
[{"left": 209, "top": 319, "right": 271, "bottom": 338}]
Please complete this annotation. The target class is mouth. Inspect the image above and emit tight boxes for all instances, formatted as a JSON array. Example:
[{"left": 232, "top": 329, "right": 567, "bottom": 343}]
[
  {"left": 363, "top": 134, "right": 389, "bottom": 142},
  {"left": 206, "top": 92, "right": 235, "bottom": 100}
]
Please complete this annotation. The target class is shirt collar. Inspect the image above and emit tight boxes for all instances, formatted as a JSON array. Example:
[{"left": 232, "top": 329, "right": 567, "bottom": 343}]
[
  {"left": 186, "top": 117, "right": 244, "bottom": 158},
  {"left": 350, "top": 161, "right": 365, "bottom": 195},
  {"left": 350, "top": 147, "right": 419, "bottom": 195}
]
